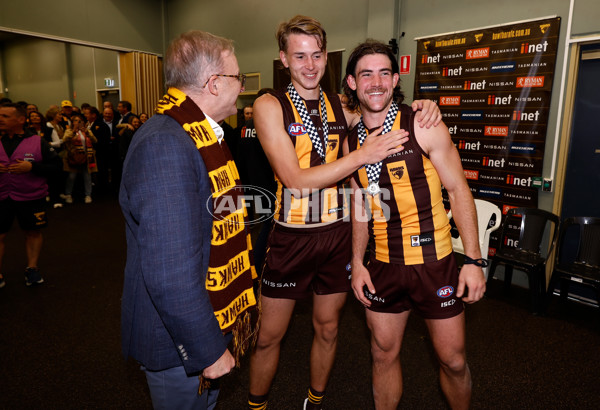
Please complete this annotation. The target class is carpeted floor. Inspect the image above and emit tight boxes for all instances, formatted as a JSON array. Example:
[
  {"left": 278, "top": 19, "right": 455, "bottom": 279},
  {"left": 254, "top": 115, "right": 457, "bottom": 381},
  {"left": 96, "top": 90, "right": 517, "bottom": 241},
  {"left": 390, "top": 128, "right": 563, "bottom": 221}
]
[{"left": 1, "top": 196, "right": 599, "bottom": 409}]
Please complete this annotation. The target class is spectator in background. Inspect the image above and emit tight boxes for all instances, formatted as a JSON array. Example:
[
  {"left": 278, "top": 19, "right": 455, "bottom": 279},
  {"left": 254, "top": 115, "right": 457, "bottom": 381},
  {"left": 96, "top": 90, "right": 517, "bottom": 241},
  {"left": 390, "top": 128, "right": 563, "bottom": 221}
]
[
  {"left": 0, "top": 103, "right": 60, "bottom": 288},
  {"left": 104, "top": 101, "right": 121, "bottom": 123},
  {"left": 117, "top": 115, "right": 141, "bottom": 164},
  {"left": 27, "top": 111, "right": 52, "bottom": 144},
  {"left": 117, "top": 100, "right": 133, "bottom": 125},
  {"left": 26, "top": 104, "right": 38, "bottom": 116},
  {"left": 223, "top": 105, "right": 252, "bottom": 162},
  {"left": 61, "top": 100, "right": 74, "bottom": 121},
  {"left": 62, "top": 113, "right": 97, "bottom": 204},
  {"left": 84, "top": 106, "right": 111, "bottom": 194},
  {"left": 103, "top": 107, "right": 122, "bottom": 192},
  {"left": 103, "top": 107, "right": 120, "bottom": 142},
  {"left": 242, "top": 105, "right": 253, "bottom": 121},
  {"left": 45, "top": 108, "right": 66, "bottom": 151},
  {"left": 139, "top": 112, "right": 149, "bottom": 124},
  {"left": 45, "top": 107, "right": 66, "bottom": 208}
]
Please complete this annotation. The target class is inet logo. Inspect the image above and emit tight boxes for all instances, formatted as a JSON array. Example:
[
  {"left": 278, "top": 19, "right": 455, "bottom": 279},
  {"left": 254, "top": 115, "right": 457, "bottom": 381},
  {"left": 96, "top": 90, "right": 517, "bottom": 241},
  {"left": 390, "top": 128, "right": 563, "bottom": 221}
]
[
  {"left": 464, "top": 80, "right": 486, "bottom": 90},
  {"left": 421, "top": 53, "right": 441, "bottom": 64},
  {"left": 487, "top": 94, "right": 512, "bottom": 105},
  {"left": 512, "top": 110, "right": 540, "bottom": 121},
  {"left": 457, "top": 140, "right": 481, "bottom": 151},
  {"left": 482, "top": 157, "right": 506, "bottom": 168},
  {"left": 442, "top": 66, "right": 463, "bottom": 77},
  {"left": 506, "top": 175, "right": 532, "bottom": 187},
  {"left": 520, "top": 40, "right": 549, "bottom": 54}
]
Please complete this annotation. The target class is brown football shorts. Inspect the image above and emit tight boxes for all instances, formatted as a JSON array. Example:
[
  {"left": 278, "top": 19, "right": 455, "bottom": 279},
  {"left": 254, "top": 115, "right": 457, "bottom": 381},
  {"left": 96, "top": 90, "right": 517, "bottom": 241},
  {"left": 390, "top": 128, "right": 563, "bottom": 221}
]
[
  {"left": 363, "top": 253, "right": 464, "bottom": 319},
  {"left": 261, "top": 220, "right": 352, "bottom": 299}
]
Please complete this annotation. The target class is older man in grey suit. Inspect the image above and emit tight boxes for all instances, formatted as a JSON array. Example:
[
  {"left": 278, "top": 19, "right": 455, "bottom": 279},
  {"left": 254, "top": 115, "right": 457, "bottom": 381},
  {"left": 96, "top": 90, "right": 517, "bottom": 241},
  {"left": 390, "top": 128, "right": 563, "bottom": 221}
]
[{"left": 120, "top": 31, "right": 256, "bottom": 410}]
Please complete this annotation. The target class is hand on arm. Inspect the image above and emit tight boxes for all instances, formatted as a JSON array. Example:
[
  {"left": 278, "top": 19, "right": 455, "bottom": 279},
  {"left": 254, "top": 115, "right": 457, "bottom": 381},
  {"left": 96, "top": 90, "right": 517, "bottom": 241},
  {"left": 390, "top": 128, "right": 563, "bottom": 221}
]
[
  {"left": 254, "top": 94, "right": 406, "bottom": 198},
  {"left": 411, "top": 99, "right": 442, "bottom": 129},
  {"left": 414, "top": 120, "right": 486, "bottom": 303}
]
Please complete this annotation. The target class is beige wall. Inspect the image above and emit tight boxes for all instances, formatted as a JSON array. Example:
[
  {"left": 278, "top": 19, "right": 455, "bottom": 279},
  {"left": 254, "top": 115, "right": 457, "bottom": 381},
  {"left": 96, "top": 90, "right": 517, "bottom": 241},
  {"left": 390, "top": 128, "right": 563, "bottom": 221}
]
[
  {"left": 0, "top": 0, "right": 164, "bottom": 54},
  {"left": 1, "top": 37, "right": 119, "bottom": 110},
  {"left": 2, "top": 0, "right": 598, "bottom": 113}
]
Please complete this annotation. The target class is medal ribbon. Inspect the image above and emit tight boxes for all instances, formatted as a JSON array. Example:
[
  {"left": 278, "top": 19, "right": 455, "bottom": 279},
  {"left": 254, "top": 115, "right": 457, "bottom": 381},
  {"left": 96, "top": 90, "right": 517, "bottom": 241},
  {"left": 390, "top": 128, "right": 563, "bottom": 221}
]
[
  {"left": 287, "top": 83, "right": 329, "bottom": 162},
  {"left": 357, "top": 102, "right": 399, "bottom": 191}
]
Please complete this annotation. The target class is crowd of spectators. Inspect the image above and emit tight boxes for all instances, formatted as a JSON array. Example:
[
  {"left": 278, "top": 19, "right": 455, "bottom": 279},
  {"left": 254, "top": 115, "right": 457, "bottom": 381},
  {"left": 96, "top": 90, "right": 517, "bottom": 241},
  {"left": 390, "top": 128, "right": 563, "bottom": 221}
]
[
  {"left": 0, "top": 96, "right": 146, "bottom": 288},
  {"left": 0, "top": 97, "right": 145, "bottom": 207}
]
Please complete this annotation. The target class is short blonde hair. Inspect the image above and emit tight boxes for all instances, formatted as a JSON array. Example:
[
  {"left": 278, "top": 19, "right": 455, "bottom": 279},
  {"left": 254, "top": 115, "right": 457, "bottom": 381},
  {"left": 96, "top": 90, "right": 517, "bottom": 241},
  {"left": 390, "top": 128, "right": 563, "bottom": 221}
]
[{"left": 276, "top": 15, "right": 327, "bottom": 52}]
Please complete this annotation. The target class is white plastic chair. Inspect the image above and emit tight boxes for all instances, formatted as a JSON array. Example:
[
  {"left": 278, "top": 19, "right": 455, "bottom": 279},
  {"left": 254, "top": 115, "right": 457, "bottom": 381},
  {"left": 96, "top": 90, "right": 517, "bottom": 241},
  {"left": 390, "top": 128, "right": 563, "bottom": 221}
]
[{"left": 447, "top": 199, "right": 502, "bottom": 279}]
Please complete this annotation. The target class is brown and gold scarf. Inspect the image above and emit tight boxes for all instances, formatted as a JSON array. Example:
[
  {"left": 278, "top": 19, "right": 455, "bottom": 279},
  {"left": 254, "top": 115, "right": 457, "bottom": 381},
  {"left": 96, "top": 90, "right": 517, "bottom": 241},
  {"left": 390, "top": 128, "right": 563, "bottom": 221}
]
[{"left": 156, "top": 87, "right": 258, "bottom": 391}]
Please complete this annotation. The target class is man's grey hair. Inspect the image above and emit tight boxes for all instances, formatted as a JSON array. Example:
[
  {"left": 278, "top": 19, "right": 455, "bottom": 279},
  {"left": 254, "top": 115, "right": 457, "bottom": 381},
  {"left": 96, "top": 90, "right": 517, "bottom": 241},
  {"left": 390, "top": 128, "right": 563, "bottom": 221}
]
[{"left": 164, "top": 30, "right": 235, "bottom": 91}]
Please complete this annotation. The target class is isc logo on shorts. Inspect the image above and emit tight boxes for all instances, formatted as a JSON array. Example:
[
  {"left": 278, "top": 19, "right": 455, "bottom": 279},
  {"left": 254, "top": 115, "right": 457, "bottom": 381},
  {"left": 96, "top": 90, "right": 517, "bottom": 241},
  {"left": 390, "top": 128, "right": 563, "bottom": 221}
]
[
  {"left": 437, "top": 285, "right": 454, "bottom": 298},
  {"left": 288, "top": 123, "right": 307, "bottom": 136}
]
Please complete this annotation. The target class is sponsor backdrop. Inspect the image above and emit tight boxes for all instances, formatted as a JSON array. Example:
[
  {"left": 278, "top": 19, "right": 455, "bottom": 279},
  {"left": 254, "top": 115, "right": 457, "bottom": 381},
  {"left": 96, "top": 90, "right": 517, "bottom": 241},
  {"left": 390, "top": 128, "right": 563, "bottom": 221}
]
[{"left": 413, "top": 17, "right": 560, "bottom": 256}]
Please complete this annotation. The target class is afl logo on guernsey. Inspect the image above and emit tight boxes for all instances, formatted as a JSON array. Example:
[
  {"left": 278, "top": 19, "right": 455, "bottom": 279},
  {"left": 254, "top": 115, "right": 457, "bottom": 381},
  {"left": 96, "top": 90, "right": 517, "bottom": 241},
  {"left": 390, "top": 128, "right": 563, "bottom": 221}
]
[
  {"left": 288, "top": 123, "right": 307, "bottom": 136},
  {"left": 437, "top": 286, "right": 454, "bottom": 298}
]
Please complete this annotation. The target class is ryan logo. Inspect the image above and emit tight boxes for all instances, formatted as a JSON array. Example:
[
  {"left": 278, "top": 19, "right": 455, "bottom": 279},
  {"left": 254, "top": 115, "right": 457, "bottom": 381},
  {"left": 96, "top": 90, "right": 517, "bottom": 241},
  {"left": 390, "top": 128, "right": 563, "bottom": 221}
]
[
  {"left": 288, "top": 123, "right": 307, "bottom": 136},
  {"left": 437, "top": 285, "right": 454, "bottom": 298}
]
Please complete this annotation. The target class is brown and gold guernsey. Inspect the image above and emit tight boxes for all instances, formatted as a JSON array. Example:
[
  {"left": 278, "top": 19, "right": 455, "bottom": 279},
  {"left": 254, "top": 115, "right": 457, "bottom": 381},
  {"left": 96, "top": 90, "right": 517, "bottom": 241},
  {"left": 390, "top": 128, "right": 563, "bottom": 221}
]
[
  {"left": 348, "top": 104, "right": 452, "bottom": 265},
  {"left": 272, "top": 88, "right": 349, "bottom": 225}
]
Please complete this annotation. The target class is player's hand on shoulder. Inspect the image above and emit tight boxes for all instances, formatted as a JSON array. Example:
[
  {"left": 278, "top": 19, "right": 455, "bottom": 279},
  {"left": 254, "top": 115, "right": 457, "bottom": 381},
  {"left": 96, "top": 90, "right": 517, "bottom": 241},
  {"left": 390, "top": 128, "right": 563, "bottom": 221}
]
[{"left": 412, "top": 99, "right": 442, "bottom": 128}]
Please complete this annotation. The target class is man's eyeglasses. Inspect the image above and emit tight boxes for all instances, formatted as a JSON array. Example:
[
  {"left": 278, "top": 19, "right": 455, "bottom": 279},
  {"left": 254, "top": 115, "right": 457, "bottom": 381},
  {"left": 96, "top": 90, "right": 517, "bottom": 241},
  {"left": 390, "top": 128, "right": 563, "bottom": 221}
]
[{"left": 204, "top": 74, "right": 246, "bottom": 88}]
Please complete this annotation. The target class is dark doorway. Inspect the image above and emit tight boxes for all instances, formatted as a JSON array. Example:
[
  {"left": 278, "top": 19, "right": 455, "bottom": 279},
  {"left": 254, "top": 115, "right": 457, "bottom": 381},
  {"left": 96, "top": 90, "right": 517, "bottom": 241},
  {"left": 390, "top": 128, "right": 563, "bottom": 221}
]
[
  {"left": 560, "top": 44, "right": 600, "bottom": 219},
  {"left": 98, "top": 89, "right": 120, "bottom": 111}
]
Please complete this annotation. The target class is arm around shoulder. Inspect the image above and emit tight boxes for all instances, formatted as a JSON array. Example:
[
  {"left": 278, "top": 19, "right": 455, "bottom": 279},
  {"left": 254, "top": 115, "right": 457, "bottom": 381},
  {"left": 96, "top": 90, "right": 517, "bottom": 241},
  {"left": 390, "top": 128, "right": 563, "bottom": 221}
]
[{"left": 254, "top": 93, "right": 363, "bottom": 196}]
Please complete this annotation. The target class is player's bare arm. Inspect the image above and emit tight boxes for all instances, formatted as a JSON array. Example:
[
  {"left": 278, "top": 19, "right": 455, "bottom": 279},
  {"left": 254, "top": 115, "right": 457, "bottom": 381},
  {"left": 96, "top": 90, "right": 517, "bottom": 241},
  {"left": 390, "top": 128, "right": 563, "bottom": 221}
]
[
  {"left": 414, "top": 120, "right": 486, "bottom": 303},
  {"left": 340, "top": 95, "right": 442, "bottom": 130},
  {"left": 342, "top": 138, "right": 375, "bottom": 306}
]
